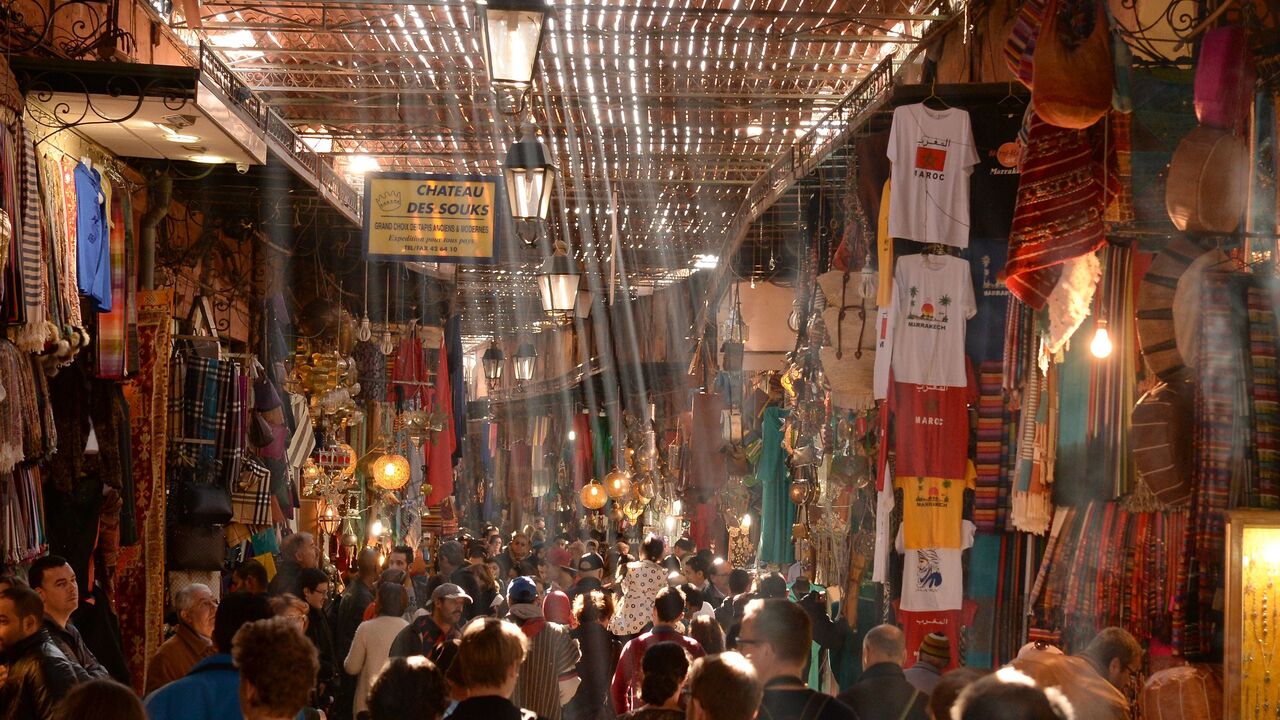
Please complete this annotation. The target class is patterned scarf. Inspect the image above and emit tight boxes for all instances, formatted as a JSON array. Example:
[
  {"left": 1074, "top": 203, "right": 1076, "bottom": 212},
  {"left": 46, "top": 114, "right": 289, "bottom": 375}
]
[{"left": 12, "top": 125, "right": 46, "bottom": 350}]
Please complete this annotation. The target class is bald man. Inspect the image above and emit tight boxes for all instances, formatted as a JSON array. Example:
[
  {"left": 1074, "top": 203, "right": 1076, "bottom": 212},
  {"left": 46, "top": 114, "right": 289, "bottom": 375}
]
[{"left": 836, "top": 624, "right": 928, "bottom": 720}]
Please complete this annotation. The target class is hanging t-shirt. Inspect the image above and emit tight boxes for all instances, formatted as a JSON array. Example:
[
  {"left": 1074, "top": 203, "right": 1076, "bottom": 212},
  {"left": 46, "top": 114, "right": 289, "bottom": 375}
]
[
  {"left": 74, "top": 162, "right": 111, "bottom": 312},
  {"left": 872, "top": 254, "right": 976, "bottom": 398},
  {"left": 895, "top": 600, "right": 978, "bottom": 672},
  {"left": 966, "top": 103, "right": 1024, "bottom": 240},
  {"left": 965, "top": 236, "right": 1011, "bottom": 364},
  {"left": 896, "top": 520, "right": 974, "bottom": 612},
  {"left": 895, "top": 460, "right": 976, "bottom": 550},
  {"left": 891, "top": 369, "right": 975, "bottom": 479},
  {"left": 886, "top": 103, "right": 980, "bottom": 248}
]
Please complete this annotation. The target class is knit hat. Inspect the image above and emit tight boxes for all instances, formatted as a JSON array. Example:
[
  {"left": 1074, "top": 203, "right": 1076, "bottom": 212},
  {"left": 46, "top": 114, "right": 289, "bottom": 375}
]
[
  {"left": 919, "top": 632, "right": 951, "bottom": 663},
  {"left": 508, "top": 576, "right": 538, "bottom": 605},
  {"left": 547, "top": 547, "right": 574, "bottom": 572}
]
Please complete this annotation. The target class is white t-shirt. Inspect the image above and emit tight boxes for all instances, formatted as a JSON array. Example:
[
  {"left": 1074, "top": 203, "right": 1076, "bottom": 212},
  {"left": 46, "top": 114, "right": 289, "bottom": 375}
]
[
  {"left": 887, "top": 104, "right": 980, "bottom": 247},
  {"left": 896, "top": 520, "right": 975, "bottom": 612},
  {"left": 873, "top": 254, "right": 976, "bottom": 397}
]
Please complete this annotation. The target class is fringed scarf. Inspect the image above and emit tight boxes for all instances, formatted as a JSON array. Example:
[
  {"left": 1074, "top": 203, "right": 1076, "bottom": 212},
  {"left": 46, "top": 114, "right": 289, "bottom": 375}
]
[{"left": 12, "top": 125, "right": 47, "bottom": 351}]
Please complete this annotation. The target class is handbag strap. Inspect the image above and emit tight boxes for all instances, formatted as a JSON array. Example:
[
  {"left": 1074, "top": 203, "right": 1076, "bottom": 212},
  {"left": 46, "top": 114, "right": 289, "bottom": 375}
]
[{"left": 894, "top": 690, "right": 921, "bottom": 720}]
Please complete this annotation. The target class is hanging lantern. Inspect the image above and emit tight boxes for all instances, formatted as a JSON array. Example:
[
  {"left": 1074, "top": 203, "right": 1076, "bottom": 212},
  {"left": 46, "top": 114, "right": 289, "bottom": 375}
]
[
  {"left": 622, "top": 498, "right": 646, "bottom": 522},
  {"left": 402, "top": 410, "right": 430, "bottom": 449},
  {"left": 513, "top": 342, "right": 537, "bottom": 382},
  {"left": 604, "top": 467, "right": 632, "bottom": 499},
  {"left": 481, "top": 341, "right": 505, "bottom": 383},
  {"left": 789, "top": 479, "right": 814, "bottom": 505},
  {"left": 478, "top": 0, "right": 548, "bottom": 90},
  {"left": 316, "top": 505, "right": 341, "bottom": 535},
  {"left": 372, "top": 452, "right": 411, "bottom": 490},
  {"left": 537, "top": 240, "right": 581, "bottom": 318},
  {"left": 301, "top": 459, "right": 325, "bottom": 495},
  {"left": 339, "top": 517, "right": 359, "bottom": 547},
  {"left": 503, "top": 124, "right": 557, "bottom": 224},
  {"left": 580, "top": 481, "right": 608, "bottom": 510}
]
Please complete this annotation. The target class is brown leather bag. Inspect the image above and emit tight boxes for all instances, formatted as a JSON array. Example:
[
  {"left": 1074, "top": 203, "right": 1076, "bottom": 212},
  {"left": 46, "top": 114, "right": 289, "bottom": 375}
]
[
  {"left": 1031, "top": 0, "right": 1113, "bottom": 129},
  {"left": 1165, "top": 126, "right": 1248, "bottom": 232}
]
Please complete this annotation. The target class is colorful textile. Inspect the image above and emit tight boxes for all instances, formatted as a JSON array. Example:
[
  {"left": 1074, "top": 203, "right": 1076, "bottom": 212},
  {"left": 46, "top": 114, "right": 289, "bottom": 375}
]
[
  {"left": 1179, "top": 272, "right": 1245, "bottom": 657},
  {"left": 1004, "top": 112, "right": 1110, "bottom": 310},
  {"left": 1031, "top": 502, "right": 1185, "bottom": 654},
  {"left": 974, "top": 362, "right": 1014, "bottom": 532},
  {"left": 1247, "top": 282, "right": 1280, "bottom": 509},
  {"left": 115, "top": 288, "right": 173, "bottom": 693},
  {"left": 425, "top": 339, "right": 456, "bottom": 508},
  {"left": 0, "top": 124, "right": 20, "bottom": 325},
  {"left": 95, "top": 185, "right": 130, "bottom": 379}
]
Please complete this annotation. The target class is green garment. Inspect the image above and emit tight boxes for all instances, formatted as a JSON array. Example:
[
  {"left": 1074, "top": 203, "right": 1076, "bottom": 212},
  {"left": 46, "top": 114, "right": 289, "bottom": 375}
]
[{"left": 757, "top": 407, "right": 795, "bottom": 565}]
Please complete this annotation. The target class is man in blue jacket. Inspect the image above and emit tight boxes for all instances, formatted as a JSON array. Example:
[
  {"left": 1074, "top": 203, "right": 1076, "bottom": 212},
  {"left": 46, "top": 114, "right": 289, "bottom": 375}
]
[{"left": 145, "top": 592, "right": 274, "bottom": 720}]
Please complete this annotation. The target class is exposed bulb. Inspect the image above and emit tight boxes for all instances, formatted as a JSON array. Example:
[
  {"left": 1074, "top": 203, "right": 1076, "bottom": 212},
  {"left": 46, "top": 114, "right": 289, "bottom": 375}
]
[
  {"left": 1090, "top": 322, "right": 1113, "bottom": 359},
  {"left": 567, "top": 429, "right": 577, "bottom": 441},
  {"left": 370, "top": 519, "right": 385, "bottom": 537},
  {"left": 741, "top": 513, "right": 752, "bottom": 529}
]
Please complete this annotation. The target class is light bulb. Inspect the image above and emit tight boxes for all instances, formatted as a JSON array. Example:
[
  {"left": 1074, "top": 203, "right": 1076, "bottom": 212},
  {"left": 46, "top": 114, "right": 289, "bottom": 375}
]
[
  {"left": 1090, "top": 322, "right": 1113, "bottom": 359},
  {"left": 383, "top": 463, "right": 396, "bottom": 477},
  {"left": 568, "top": 430, "right": 577, "bottom": 441},
  {"left": 370, "top": 519, "right": 384, "bottom": 537},
  {"left": 741, "top": 513, "right": 752, "bottom": 529}
]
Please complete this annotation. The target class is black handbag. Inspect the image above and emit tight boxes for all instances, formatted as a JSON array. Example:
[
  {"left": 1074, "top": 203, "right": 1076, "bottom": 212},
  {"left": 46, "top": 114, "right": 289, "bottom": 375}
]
[
  {"left": 175, "top": 459, "right": 233, "bottom": 525},
  {"left": 167, "top": 524, "right": 227, "bottom": 571}
]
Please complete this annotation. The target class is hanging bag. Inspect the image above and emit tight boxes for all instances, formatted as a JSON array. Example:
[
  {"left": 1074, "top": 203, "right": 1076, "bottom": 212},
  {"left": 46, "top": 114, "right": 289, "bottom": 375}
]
[
  {"left": 167, "top": 524, "right": 228, "bottom": 571},
  {"left": 1031, "top": 0, "right": 1114, "bottom": 129},
  {"left": 173, "top": 456, "right": 233, "bottom": 526}
]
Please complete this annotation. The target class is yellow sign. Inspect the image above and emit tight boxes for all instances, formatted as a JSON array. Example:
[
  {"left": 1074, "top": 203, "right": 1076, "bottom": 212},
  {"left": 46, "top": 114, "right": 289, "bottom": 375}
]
[{"left": 363, "top": 173, "right": 505, "bottom": 263}]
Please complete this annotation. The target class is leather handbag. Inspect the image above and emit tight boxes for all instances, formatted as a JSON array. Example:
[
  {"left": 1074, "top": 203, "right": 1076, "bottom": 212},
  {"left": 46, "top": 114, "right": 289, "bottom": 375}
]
[
  {"left": 1031, "top": 0, "right": 1113, "bottom": 129},
  {"left": 1165, "top": 126, "right": 1248, "bottom": 232},
  {"left": 175, "top": 460, "right": 234, "bottom": 526},
  {"left": 1194, "top": 26, "right": 1255, "bottom": 134},
  {"left": 167, "top": 524, "right": 228, "bottom": 571}
]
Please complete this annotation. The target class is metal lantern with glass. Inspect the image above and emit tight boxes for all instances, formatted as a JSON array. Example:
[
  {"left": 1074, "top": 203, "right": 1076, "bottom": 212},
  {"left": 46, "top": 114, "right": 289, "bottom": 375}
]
[
  {"left": 478, "top": 0, "right": 548, "bottom": 110},
  {"left": 513, "top": 342, "right": 537, "bottom": 382},
  {"left": 481, "top": 341, "right": 505, "bottom": 385},
  {"left": 538, "top": 239, "right": 581, "bottom": 318},
  {"left": 503, "top": 125, "right": 557, "bottom": 237}
]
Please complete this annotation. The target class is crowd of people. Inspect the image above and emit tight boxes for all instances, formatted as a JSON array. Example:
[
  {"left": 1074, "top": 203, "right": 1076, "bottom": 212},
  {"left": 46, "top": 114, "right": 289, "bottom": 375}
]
[{"left": 0, "top": 530, "right": 1146, "bottom": 720}]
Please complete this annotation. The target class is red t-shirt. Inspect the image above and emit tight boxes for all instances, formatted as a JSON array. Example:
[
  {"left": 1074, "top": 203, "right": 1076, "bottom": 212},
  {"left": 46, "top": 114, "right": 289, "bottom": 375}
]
[
  {"left": 891, "top": 379, "right": 973, "bottom": 478},
  {"left": 895, "top": 600, "right": 978, "bottom": 672}
]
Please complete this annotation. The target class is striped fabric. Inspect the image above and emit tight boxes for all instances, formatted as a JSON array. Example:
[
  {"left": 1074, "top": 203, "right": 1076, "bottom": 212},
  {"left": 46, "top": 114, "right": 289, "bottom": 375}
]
[
  {"left": 1004, "top": 113, "right": 1109, "bottom": 310},
  {"left": 1179, "top": 272, "right": 1243, "bottom": 657},
  {"left": 0, "top": 124, "right": 19, "bottom": 324},
  {"left": 512, "top": 619, "right": 580, "bottom": 720},
  {"left": 14, "top": 128, "right": 45, "bottom": 350},
  {"left": 95, "top": 185, "right": 127, "bottom": 379},
  {"left": 974, "top": 361, "right": 1012, "bottom": 532},
  {"left": 285, "top": 392, "right": 315, "bottom": 476},
  {"left": 1247, "top": 282, "right": 1280, "bottom": 508},
  {"left": 1003, "top": 0, "right": 1047, "bottom": 88}
]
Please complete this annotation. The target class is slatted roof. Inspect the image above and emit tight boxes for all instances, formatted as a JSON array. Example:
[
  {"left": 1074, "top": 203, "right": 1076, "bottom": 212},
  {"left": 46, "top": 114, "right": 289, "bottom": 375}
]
[{"left": 178, "top": 0, "right": 950, "bottom": 333}]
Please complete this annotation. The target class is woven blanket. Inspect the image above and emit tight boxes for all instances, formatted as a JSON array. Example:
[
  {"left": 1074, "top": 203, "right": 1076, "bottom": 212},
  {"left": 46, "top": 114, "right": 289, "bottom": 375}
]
[
  {"left": 1005, "top": 112, "right": 1108, "bottom": 310},
  {"left": 1179, "top": 272, "right": 1243, "bottom": 657},
  {"left": 115, "top": 288, "right": 172, "bottom": 693},
  {"left": 1247, "top": 282, "right": 1280, "bottom": 509},
  {"left": 974, "top": 361, "right": 1013, "bottom": 532}
]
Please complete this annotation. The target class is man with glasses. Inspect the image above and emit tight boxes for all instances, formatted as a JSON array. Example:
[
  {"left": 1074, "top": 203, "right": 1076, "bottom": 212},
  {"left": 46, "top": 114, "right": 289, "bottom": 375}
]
[
  {"left": 738, "top": 599, "right": 860, "bottom": 720},
  {"left": 1010, "top": 626, "right": 1140, "bottom": 720}
]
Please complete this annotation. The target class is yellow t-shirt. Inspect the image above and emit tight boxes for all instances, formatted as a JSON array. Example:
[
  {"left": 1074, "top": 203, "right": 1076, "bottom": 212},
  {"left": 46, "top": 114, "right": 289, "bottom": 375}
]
[
  {"left": 895, "top": 460, "right": 976, "bottom": 550},
  {"left": 877, "top": 178, "right": 894, "bottom": 308}
]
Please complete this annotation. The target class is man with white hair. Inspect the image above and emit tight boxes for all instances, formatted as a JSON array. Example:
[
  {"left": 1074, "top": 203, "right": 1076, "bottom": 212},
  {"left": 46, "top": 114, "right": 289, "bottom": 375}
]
[
  {"left": 269, "top": 532, "right": 319, "bottom": 597},
  {"left": 145, "top": 583, "right": 217, "bottom": 693}
]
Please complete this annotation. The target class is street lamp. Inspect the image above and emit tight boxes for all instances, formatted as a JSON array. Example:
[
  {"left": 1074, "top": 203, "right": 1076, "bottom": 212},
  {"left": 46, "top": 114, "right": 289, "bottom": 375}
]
[
  {"left": 478, "top": 0, "right": 549, "bottom": 110},
  {"left": 513, "top": 342, "right": 537, "bottom": 382},
  {"left": 481, "top": 341, "right": 505, "bottom": 384},
  {"left": 503, "top": 124, "right": 557, "bottom": 225},
  {"left": 537, "top": 240, "right": 581, "bottom": 318}
]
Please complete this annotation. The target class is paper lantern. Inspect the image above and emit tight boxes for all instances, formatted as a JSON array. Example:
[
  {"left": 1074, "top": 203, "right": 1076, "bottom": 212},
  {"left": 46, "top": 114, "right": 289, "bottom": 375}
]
[
  {"left": 373, "top": 453, "right": 411, "bottom": 490},
  {"left": 580, "top": 481, "right": 608, "bottom": 510}
]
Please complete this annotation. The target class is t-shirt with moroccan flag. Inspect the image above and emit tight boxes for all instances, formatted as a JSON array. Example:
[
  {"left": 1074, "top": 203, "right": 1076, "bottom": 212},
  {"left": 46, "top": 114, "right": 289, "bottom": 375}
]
[
  {"left": 895, "top": 460, "right": 976, "bottom": 550},
  {"left": 886, "top": 103, "right": 980, "bottom": 248}
]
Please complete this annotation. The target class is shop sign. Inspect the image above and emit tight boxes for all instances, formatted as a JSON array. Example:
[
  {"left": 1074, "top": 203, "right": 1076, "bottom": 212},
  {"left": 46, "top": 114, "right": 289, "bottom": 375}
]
[{"left": 363, "top": 172, "right": 505, "bottom": 263}]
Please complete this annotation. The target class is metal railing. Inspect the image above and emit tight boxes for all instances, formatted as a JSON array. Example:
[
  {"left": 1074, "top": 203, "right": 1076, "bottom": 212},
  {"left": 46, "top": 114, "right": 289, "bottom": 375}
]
[{"left": 198, "top": 42, "right": 362, "bottom": 224}]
